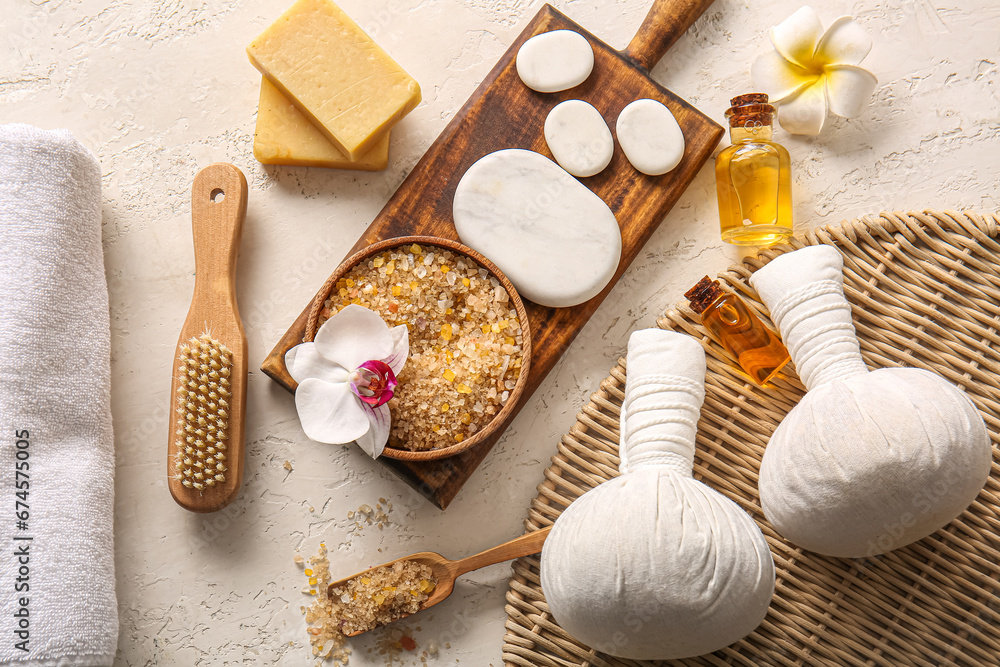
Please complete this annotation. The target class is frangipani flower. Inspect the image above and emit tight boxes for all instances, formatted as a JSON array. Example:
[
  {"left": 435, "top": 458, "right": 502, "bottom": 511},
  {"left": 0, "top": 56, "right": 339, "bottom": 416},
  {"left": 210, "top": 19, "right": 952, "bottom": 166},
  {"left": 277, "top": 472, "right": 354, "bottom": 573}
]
[
  {"left": 751, "top": 6, "right": 877, "bottom": 135},
  {"left": 285, "top": 304, "right": 408, "bottom": 458}
]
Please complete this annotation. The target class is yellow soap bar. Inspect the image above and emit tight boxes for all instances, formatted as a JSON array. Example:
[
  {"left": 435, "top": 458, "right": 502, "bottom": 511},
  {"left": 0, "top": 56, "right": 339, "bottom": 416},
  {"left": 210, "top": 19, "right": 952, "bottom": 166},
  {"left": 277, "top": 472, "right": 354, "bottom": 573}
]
[
  {"left": 253, "top": 78, "right": 389, "bottom": 171},
  {"left": 247, "top": 0, "right": 421, "bottom": 161}
]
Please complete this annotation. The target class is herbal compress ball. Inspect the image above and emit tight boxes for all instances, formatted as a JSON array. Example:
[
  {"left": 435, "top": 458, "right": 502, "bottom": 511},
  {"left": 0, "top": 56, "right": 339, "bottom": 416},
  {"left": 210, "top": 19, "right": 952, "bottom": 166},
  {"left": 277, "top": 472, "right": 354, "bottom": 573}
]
[
  {"left": 750, "top": 245, "right": 992, "bottom": 558},
  {"left": 540, "top": 330, "right": 774, "bottom": 660}
]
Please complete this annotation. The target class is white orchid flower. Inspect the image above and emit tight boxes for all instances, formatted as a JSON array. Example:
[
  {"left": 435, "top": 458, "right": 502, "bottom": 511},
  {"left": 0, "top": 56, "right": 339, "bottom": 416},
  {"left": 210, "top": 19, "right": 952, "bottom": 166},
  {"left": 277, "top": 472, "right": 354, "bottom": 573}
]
[
  {"left": 285, "top": 304, "right": 408, "bottom": 458},
  {"left": 751, "top": 6, "right": 877, "bottom": 135}
]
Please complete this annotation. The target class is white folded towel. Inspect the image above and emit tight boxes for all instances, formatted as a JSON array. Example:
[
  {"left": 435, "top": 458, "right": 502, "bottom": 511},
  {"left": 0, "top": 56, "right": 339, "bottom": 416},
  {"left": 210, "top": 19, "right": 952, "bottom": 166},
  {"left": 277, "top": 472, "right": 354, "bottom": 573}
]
[{"left": 0, "top": 124, "right": 117, "bottom": 666}]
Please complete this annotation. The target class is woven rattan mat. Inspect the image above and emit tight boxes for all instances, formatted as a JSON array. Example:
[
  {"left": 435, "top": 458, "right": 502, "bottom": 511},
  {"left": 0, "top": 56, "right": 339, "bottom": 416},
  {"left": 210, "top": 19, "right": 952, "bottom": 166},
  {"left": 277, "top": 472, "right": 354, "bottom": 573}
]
[{"left": 501, "top": 210, "right": 1000, "bottom": 667}]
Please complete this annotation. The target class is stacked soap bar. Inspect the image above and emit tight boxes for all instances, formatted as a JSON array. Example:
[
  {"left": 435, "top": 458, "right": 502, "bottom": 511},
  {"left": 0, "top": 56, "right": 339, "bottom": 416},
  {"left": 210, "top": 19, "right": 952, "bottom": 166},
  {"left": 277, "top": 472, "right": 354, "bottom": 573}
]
[{"left": 247, "top": 0, "right": 421, "bottom": 170}]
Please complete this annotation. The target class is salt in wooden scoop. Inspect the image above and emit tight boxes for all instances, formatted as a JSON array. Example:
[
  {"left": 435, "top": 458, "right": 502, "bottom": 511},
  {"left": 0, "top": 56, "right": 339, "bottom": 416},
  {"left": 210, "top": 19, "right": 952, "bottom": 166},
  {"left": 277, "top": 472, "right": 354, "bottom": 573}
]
[{"left": 328, "top": 526, "right": 551, "bottom": 636}]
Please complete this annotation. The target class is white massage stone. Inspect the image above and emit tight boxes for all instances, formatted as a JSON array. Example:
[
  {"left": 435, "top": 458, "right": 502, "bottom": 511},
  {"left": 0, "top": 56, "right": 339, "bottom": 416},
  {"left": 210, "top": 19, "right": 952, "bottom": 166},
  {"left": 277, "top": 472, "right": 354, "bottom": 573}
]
[
  {"left": 616, "top": 99, "right": 685, "bottom": 175},
  {"left": 453, "top": 149, "right": 621, "bottom": 308},
  {"left": 515, "top": 30, "right": 594, "bottom": 93},
  {"left": 544, "top": 100, "right": 614, "bottom": 177}
]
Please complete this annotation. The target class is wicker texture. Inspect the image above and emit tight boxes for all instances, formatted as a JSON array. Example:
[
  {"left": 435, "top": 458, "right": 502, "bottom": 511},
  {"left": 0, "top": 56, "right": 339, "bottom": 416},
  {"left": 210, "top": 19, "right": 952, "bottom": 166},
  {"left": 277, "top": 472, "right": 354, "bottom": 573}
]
[{"left": 502, "top": 210, "right": 1000, "bottom": 667}]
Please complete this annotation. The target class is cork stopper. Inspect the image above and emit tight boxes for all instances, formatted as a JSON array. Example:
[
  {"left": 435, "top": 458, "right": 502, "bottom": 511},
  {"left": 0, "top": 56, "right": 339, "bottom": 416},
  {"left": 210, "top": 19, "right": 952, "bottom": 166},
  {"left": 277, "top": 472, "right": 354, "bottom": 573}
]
[
  {"left": 730, "top": 93, "right": 769, "bottom": 107},
  {"left": 685, "top": 276, "right": 724, "bottom": 314},
  {"left": 725, "top": 93, "right": 775, "bottom": 128}
]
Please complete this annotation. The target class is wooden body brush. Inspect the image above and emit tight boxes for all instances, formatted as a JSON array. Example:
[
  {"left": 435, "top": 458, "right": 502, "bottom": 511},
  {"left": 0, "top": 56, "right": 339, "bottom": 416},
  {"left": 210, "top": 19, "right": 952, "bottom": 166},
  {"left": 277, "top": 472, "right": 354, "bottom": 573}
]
[{"left": 167, "top": 163, "right": 249, "bottom": 512}]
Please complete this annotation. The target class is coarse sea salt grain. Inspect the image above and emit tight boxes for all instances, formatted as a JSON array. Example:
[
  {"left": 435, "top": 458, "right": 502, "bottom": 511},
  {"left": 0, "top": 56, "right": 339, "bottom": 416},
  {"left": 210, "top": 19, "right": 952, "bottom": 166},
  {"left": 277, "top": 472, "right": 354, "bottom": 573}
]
[
  {"left": 301, "top": 543, "right": 436, "bottom": 661},
  {"left": 319, "top": 244, "right": 525, "bottom": 451}
]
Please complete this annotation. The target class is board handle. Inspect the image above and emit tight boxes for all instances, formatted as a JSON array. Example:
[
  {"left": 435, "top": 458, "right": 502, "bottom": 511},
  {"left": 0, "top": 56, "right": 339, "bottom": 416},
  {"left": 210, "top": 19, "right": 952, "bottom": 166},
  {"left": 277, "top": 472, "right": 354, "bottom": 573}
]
[{"left": 625, "top": 0, "right": 716, "bottom": 71}]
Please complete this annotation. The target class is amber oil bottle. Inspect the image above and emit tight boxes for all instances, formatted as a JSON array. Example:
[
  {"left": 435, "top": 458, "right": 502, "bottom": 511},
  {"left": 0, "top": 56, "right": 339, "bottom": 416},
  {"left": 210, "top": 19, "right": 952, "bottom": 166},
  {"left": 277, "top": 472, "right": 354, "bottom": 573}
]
[
  {"left": 685, "top": 276, "right": 790, "bottom": 386},
  {"left": 715, "top": 93, "right": 793, "bottom": 246}
]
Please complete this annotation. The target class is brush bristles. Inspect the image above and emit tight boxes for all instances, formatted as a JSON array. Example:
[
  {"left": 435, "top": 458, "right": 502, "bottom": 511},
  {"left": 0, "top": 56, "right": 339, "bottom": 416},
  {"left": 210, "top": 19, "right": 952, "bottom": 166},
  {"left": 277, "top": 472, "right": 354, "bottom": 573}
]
[{"left": 174, "top": 334, "right": 232, "bottom": 491}]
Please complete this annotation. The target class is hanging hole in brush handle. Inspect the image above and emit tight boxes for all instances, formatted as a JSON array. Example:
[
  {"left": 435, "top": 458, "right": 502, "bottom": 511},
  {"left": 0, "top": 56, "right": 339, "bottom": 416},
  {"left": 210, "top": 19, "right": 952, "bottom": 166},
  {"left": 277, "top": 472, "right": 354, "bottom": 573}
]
[
  {"left": 190, "top": 163, "right": 247, "bottom": 320},
  {"left": 625, "top": 0, "right": 717, "bottom": 71}
]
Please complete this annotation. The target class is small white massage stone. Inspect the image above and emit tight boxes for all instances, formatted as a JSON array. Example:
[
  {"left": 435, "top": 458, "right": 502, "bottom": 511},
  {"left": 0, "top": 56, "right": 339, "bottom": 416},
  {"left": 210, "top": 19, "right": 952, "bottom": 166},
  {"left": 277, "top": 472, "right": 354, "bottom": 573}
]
[
  {"left": 453, "top": 148, "right": 621, "bottom": 308},
  {"left": 515, "top": 29, "right": 594, "bottom": 93},
  {"left": 616, "top": 98, "right": 685, "bottom": 175},
  {"left": 543, "top": 100, "right": 614, "bottom": 178}
]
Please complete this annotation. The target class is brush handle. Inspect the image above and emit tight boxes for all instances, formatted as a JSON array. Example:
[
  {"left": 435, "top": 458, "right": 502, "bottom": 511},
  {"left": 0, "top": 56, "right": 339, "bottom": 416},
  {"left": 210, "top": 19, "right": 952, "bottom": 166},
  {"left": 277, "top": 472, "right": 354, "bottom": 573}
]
[
  {"left": 168, "top": 163, "right": 249, "bottom": 513},
  {"left": 626, "top": 0, "right": 716, "bottom": 71},
  {"left": 191, "top": 163, "right": 248, "bottom": 316}
]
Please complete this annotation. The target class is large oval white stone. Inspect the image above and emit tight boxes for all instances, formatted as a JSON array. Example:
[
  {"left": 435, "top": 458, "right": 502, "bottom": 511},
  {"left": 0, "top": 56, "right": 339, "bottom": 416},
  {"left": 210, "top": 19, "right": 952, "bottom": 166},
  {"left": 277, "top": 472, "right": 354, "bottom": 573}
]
[
  {"left": 544, "top": 100, "right": 614, "bottom": 177},
  {"left": 515, "top": 30, "right": 594, "bottom": 93},
  {"left": 616, "top": 99, "right": 685, "bottom": 176},
  {"left": 453, "top": 149, "right": 622, "bottom": 308}
]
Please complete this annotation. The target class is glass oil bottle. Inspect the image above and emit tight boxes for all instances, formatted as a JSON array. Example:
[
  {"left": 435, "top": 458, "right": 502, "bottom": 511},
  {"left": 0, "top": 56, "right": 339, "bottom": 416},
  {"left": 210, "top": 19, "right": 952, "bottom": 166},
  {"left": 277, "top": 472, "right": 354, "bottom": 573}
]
[
  {"left": 715, "top": 93, "right": 793, "bottom": 246},
  {"left": 685, "top": 276, "right": 790, "bottom": 386}
]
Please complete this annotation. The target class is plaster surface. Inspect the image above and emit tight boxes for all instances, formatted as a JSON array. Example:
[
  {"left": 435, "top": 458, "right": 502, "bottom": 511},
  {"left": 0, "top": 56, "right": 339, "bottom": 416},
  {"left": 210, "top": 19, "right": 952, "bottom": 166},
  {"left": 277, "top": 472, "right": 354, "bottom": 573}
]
[{"left": 2, "top": 0, "right": 998, "bottom": 665}]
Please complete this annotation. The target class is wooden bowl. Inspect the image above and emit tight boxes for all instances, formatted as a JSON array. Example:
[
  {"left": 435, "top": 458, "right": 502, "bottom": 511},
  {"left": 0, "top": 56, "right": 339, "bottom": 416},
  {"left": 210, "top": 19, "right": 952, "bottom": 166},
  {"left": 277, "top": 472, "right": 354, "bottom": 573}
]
[{"left": 304, "top": 236, "right": 532, "bottom": 461}]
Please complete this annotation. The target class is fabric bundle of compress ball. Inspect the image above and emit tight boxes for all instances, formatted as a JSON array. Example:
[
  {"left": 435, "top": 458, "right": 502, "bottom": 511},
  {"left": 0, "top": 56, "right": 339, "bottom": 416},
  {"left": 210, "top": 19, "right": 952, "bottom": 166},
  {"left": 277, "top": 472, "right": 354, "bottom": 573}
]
[
  {"left": 540, "top": 329, "right": 774, "bottom": 660},
  {"left": 750, "top": 245, "right": 992, "bottom": 558}
]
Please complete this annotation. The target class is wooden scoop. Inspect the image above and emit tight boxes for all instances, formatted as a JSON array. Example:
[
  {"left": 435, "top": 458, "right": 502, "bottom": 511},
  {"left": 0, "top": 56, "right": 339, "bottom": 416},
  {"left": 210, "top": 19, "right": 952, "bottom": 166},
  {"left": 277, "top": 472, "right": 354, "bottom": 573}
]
[{"left": 329, "top": 526, "right": 551, "bottom": 636}]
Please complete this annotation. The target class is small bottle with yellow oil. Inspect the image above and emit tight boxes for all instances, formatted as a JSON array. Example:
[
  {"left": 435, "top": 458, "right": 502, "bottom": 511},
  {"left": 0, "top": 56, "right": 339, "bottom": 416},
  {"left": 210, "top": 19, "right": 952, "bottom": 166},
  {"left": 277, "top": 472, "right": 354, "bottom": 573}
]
[
  {"left": 715, "top": 93, "right": 793, "bottom": 246},
  {"left": 685, "top": 276, "right": 790, "bottom": 386}
]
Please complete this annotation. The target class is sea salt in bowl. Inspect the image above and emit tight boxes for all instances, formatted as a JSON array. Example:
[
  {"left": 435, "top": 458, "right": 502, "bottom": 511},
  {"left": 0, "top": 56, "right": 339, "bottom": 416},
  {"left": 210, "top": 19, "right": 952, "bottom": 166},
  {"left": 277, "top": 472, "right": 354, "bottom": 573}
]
[{"left": 305, "top": 236, "right": 532, "bottom": 461}]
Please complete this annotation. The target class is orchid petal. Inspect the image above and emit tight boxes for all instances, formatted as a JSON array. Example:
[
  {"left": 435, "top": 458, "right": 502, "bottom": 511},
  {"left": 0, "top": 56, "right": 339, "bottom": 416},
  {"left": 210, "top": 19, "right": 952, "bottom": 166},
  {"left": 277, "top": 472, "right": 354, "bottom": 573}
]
[
  {"left": 355, "top": 403, "right": 390, "bottom": 458},
  {"left": 294, "top": 378, "right": 371, "bottom": 444},
  {"left": 314, "top": 304, "right": 393, "bottom": 371},
  {"left": 769, "top": 6, "right": 823, "bottom": 69},
  {"left": 384, "top": 324, "right": 409, "bottom": 376},
  {"left": 751, "top": 49, "right": 820, "bottom": 103},
  {"left": 824, "top": 64, "right": 878, "bottom": 118},
  {"left": 777, "top": 81, "right": 827, "bottom": 135},
  {"left": 285, "top": 342, "right": 349, "bottom": 385},
  {"left": 815, "top": 16, "right": 872, "bottom": 66}
]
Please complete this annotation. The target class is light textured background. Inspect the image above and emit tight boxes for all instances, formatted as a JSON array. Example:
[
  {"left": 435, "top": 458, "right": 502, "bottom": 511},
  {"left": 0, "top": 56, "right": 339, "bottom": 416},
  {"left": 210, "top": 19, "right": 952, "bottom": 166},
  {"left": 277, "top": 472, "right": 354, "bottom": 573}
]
[{"left": 3, "top": 0, "right": 999, "bottom": 664}]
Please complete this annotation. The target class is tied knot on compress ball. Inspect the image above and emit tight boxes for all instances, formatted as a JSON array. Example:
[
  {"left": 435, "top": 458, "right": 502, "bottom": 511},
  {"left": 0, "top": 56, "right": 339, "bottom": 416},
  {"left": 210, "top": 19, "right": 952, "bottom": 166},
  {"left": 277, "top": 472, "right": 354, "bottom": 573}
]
[
  {"left": 766, "top": 278, "right": 867, "bottom": 390},
  {"left": 620, "top": 374, "right": 703, "bottom": 475}
]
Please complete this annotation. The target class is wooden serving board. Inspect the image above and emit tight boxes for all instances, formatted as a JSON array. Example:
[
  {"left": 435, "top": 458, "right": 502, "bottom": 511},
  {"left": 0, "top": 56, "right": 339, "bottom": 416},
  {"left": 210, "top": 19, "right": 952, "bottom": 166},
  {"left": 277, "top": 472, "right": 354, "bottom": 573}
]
[{"left": 261, "top": 0, "right": 724, "bottom": 509}]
